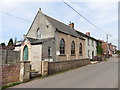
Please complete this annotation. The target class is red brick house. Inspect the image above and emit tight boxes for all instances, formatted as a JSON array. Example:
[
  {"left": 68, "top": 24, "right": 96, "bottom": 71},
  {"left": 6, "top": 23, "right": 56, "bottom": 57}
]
[{"left": 98, "top": 40, "right": 117, "bottom": 56}]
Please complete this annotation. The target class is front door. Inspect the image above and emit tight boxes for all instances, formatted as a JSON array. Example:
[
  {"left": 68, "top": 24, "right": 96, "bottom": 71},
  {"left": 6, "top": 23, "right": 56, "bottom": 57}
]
[
  {"left": 23, "top": 45, "right": 28, "bottom": 60},
  {"left": 92, "top": 51, "right": 94, "bottom": 59}
]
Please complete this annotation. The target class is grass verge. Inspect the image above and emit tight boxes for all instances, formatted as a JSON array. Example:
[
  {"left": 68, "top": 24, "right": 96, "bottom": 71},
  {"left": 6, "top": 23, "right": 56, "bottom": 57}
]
[{"left": 1, "top": 81, "right": 29, "bottom": 90}]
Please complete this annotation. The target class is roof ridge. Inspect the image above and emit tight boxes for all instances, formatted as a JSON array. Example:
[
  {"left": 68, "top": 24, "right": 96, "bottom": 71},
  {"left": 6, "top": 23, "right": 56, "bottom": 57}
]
[{"left": 43, "top": 14, "right": 72, "bottom": 29}]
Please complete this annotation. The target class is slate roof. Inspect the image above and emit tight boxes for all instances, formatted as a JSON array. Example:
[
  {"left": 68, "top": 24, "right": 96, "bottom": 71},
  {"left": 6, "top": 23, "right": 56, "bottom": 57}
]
[
  {"left": 76, "top": 31, "right": 99, "bottom": 41},
  {"left": 44, "top": 14, "right": 84, "bottom": 39},
  {"left": 27, "top": 37, "right": 54, "bottom": 45},
  {"left": 15, "top": 37, "right": 54, "bottom": 46},
  {"left": 44, "top": 14, "right": 99, "bottom": 41},
  {"left": 30, "top": 37, "right": 54, "bottom": 45}
]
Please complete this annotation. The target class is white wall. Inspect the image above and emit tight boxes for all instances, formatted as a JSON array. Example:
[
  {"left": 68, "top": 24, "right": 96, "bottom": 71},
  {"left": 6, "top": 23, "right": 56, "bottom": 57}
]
[
  {"left": 14, "top": 46, "right": 21, "bottom": 51},
  {"left": 31, "top": 44, "right": 42, "bottom": 73},
  {"left": 85, "top": 37, "right": 97, "bottom": 59}
]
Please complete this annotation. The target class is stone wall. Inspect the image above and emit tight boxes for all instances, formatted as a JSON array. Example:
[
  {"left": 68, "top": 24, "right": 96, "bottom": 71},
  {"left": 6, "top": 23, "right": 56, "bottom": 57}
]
[
  {"left": 42, "top": 38, "right": 56, "bottom": 62},
  {"left": 1, "top": 64, "right": 20, "bottom": 85},
  {"left": 55, "top": 31, "right": 85, "bottom": 61},
  {"left": 48, "top": 59, "right": 90, "bottom": 75},
  {"left": 0, "top": 50, "right": 20, "bottom": 64}
]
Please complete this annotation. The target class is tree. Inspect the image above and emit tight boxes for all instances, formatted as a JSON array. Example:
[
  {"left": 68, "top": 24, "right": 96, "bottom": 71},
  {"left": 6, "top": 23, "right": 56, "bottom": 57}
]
[
  {"left": 8, "top": 38, "right": 14, "bottom": 46},
  {"left": 0, "top": 43, "right": 6, "bottom": 47},
  {"left": 96, "top": 42, "right": 103, "bottom": 55}
]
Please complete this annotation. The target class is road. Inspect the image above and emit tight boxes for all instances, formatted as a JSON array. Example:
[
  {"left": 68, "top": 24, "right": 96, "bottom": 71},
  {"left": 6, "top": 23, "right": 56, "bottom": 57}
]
[{"left": 11, "top": 57, "right": 118, "bottom": 88}]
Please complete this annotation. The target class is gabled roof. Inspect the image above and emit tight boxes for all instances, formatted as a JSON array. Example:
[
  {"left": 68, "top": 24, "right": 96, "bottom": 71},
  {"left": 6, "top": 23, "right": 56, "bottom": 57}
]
[
  {"left": 44, "top": 14, "right": 84, "bottom": 40},
  {"left": 26, "top": 10, "right": 100, "bottom": 42}
]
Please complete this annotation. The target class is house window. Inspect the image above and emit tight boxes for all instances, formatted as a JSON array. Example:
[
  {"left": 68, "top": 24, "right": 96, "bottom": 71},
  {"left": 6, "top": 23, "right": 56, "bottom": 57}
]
[
  {"left": 88, "top": 38, "right": 90, "bottom": 46},
  {"left": 88, "top": 50, "right": 90, "bottom": 57},
  {"left": 79, "top": 43, "right": 82, "bottom": 55},
  {"left": 92, "top": 40, "right": 94, "bottom": 46},
  {"left": 59, "top": 38, "right": 65, "bottom": 55},
  {"left": 48, "top": 46, "right": 52, "bottom": 56},
  {"left": 71, "top": 41, "right": 75, "bottom": 55},
  {"left": 92, "top": 51, "right": 94, "bottom": 59},
  {"left": 37, "top": 28, "right": 41, "bottom": 38}
]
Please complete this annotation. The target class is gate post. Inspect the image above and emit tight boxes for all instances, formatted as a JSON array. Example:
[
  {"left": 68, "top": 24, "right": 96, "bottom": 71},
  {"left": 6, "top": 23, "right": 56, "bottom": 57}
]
[
  {"left": 41, "top": 61, "right": 48, "bottom": 76},
  {"left": 19, "top": 61, "right": 30, "bottom": 82}
]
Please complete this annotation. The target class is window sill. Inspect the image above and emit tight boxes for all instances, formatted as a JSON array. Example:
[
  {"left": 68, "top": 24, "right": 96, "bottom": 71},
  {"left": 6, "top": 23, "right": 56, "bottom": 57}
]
[
  {"left": 71, "top": 54, "right": 76, "bottom": 56},
  {"left": 48, "top": 56, "right": 52, "bottom": 58},
  {"left": 79, "top": 54, "right": 83, "bottom": 56},
  {"left": 59, "top": 54, "right": 66, "bottom": 56}
]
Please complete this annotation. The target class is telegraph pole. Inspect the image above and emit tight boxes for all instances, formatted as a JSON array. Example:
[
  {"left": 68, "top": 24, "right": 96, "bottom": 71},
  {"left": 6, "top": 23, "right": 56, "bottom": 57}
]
[
  {"left": 106, "top": 34, "right": 108, "bottom": 43},
  {"left": 106, "top": 34, "right": 112, "bottom": 57},
  {"left": 106, "top": 34, "right": 109, "bottom": 57}
]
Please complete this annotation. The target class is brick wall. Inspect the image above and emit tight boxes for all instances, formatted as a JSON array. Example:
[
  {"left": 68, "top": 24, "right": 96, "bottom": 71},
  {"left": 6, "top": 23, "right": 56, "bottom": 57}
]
[
  {"left": 0, "top": 50, "right": 20, "bottom": 64},
  {"left": 102, "top": 42, "right": 108, "bottom": 54},
  {"left": 1, "top": 64, "right": 20, "bottom": 85},
  {"left": 48, "top": 59, "right": 90, "bottom": 75}
]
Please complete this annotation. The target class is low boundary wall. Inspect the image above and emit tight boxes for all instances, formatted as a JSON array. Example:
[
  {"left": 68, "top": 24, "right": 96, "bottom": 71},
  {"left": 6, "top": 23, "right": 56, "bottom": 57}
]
[
  {"left": 48, "top": 59, "right": 90, "bottom": 75},
  {"left": 1, "top": 64, "right": 20, "bottom": 86}
]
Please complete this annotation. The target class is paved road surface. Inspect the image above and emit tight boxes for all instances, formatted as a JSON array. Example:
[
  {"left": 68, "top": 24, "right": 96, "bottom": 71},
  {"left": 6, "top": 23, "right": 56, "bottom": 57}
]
[{"left": 11, "top": 57, "right": 118, "bottom": 88}]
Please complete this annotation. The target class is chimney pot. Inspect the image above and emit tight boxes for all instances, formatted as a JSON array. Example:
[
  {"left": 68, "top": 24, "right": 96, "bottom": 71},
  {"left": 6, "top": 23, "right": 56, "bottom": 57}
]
[
  {"left": 86, "top": 32, "right": 90, "bottom": 36},
  {"left": 69, "top": 22, "right": 74, "bottom": 29}
]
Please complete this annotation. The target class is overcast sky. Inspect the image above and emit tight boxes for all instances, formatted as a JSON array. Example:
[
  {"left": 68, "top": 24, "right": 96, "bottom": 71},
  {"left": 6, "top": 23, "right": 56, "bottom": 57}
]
[{"left": 0, "top": 0, "right": 118, "bottom": 48}]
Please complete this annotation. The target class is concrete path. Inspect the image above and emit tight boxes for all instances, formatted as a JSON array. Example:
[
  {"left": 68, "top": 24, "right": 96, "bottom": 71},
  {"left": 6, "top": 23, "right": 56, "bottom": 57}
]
[{"left": 11, "top": 57, "right": 118, "bottom": 88}]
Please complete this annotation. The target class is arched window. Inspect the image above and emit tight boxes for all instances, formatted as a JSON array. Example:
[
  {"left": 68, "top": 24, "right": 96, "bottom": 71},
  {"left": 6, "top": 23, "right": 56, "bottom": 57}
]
[
  {"left": 79, "top": 43, "right": 82, "bottom": 55},
  {"left": 23, "top": 45, "right": 28, "bottom": 60},
  {"left": 59, "top": 38, "right": 65, "bottom": 55},
  {"left": 71, "top": 41, "right": 75, "bottom": 55},
  {"left": 37, "top": 28, "right": 41, "bottom": 38}
]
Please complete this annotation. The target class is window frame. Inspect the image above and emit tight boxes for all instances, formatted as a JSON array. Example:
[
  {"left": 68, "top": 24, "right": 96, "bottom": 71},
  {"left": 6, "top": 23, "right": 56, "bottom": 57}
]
[
  {"left": 79, "top": 43, "right": 82, "bottom": 56},
  {"left": 88, "top": 38, "right": 90, "bottom": 46},
  {"left": 48, "top": 46, "right": 52, "bottom": 57},
  {"left": 71, "top": 41, "right": 75, "bottom": 55},
  {"left": 59, "top": 38, "right": 65, "bottom": 55},
  {"left": 88, "top": 50, "right": 90, "bottom": 57},
  {"left": 37, "top": 28, "right": 41, "bottom": 38},
  {"left": 92, "top": 40, "right": 94, "bottom": 46}
]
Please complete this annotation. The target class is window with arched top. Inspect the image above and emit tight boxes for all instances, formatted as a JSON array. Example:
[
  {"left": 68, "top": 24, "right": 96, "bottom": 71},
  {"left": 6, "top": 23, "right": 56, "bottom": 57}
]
[
  {"left": 23, "top": 45, "right": 28, "bottom": 60},
  {"left": 79, "top": 43, "right": 82, "bottom": 55},
  {"left": 71, "top": 41, "right": 75, "bottom": 55},
  {"left": 59, "top": 38, "right": 65, "bottom": 55},
  {"left": 37, "top": 28, "right": 41, "bottom": 38}
]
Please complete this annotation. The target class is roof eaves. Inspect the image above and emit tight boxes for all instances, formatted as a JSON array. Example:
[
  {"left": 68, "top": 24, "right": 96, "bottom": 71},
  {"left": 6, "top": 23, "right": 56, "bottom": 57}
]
[{"left": 56, "top": 29, "right": 85, "bottom": 40}]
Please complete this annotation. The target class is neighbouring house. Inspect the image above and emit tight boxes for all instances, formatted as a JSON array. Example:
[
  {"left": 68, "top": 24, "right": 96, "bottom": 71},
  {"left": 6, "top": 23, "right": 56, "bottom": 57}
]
[
  {"left": 100, "top": 40, "right": 109, "bottom": 55},
  {"left": 99, "top": 40, "right": 117, "bottom": 56},
  {"left": 108, "top": 43, "right": 117, "bottom": 55},
  {"left": 108, "top": 43, "right": 113, "bottom": 56},
  {"left": 113, "top": 45, "right": 117, "bottom": 54},
  {"left": 76, "top": 31, "right": 100, "bottom": 59},
  {"left": 15, "top": 9, "right": 86, "bottom": 72}
]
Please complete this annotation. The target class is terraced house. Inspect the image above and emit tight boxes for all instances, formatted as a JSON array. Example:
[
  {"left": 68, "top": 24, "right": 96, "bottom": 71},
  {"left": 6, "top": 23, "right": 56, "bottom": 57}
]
[{"left": 15, "top": 9, "right": 100, "bottom": 72}]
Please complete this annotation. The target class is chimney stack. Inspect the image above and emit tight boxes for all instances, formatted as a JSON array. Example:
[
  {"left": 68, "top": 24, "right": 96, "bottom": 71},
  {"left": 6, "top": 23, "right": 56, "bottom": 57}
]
[
  {"left": 86, "top": 32, "right": 90, "bottom": 36},
  {"left": 69, "top": 22, "right": 74, "bottom": 29}
]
